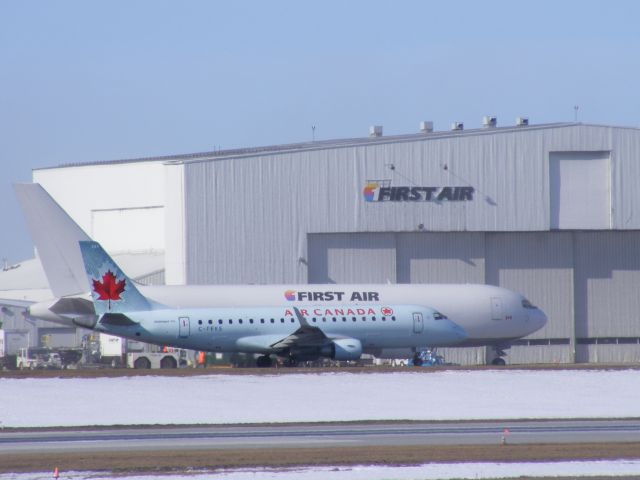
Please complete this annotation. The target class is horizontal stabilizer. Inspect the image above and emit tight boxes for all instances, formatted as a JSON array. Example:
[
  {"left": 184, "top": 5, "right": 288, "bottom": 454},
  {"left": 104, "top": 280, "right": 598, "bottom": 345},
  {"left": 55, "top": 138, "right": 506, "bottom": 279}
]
[
  {"left": 49, "top": 297, "right": 95, "bottom": 316},
  {"left": 100, "top": 313, "right": 138, "bottom": 326}
]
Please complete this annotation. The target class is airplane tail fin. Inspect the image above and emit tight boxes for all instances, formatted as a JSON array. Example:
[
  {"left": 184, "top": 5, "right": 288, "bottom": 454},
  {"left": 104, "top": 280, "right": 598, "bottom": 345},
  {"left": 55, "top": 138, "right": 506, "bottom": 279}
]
[
  {"left": 79, "top": 241, "right": 152, "bottom": 314},
  {"left": 14, "top": 183, "right": 92, "bottom": 297}
]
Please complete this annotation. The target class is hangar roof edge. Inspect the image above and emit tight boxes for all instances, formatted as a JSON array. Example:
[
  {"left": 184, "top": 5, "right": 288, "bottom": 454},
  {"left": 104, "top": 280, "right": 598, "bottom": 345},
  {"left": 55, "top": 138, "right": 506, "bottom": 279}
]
[{"left": 34, "top": 122, "right": 639, "bottom": 170}]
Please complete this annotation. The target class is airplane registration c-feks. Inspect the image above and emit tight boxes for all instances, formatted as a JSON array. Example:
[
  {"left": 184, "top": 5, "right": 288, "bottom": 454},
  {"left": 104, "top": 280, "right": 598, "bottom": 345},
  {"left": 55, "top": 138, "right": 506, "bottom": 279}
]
[{"left": 14, "top": 183, "right": 548, "bottom": 366}]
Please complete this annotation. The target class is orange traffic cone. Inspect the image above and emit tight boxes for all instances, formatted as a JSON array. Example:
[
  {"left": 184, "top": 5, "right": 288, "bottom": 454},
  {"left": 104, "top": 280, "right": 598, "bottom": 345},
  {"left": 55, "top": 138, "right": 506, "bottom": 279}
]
[{"left": 53, "top": 467, "right": 60, "bottom": 479}]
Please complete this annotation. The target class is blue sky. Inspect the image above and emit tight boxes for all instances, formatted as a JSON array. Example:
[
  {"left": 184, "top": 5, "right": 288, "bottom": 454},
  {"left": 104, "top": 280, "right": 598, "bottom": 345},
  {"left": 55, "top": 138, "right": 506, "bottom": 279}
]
[{"left": 1, "top": 0, "right": 639, "bottom": 263}]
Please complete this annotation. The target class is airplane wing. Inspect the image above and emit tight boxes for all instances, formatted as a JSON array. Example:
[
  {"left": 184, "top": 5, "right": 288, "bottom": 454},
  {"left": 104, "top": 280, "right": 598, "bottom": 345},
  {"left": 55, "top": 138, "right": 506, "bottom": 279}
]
[{"left": 269, "top": 307, "right": 329, "bottom": 349}]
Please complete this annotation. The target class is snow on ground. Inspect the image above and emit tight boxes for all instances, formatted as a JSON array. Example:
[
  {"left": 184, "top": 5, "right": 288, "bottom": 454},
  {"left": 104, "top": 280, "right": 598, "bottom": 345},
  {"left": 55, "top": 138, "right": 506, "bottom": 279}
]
[
  {"left": 1, "top": 370, "right": 640, "bottom": 427},
  {"left": 4, "top": 461, "right": 640, "bottom": 480}
]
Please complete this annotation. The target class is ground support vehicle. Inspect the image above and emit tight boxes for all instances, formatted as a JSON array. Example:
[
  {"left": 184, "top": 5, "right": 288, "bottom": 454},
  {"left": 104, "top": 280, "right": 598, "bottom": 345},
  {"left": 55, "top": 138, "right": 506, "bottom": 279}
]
[
  {"left": 127, "top": 351, "right": 183, "bottom": 369},
  {"left": 406, "top": 349, "right": 453, "bottom": 367},
  {"left": 17, "top": 347, "right": 62, "bottom": 370}
]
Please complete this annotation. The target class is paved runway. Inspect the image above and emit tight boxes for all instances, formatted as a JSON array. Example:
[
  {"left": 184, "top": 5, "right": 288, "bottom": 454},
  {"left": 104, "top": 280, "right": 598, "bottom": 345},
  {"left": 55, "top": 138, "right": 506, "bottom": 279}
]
[{"left": 2, "top": 419, "right": 640, "bottom": 454}]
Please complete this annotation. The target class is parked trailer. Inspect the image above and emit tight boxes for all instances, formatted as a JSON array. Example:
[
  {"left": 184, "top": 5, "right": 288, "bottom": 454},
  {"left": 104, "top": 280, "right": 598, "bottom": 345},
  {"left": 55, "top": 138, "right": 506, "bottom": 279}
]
[{"left": 127, "top": 352, "right": 181, "bottom": 369}]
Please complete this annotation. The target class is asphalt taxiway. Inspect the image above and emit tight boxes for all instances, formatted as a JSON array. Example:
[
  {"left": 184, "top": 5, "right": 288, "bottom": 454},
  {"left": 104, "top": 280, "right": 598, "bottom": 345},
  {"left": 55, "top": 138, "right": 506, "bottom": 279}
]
[{"left": 2, "top": 419, "right": 640, "bottom": 454}]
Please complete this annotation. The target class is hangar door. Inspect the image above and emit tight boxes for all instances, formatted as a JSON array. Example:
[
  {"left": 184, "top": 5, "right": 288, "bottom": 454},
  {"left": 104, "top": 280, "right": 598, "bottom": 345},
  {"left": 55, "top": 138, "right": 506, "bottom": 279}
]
[
  {"left": 396, "top": 232, "right": 485, "bottom": 284},
  {"left": 308, "top": 233, "right": 396, "bottom": 284},
  {"left": 549, "top": 151, "right": 611, "bottom": 229},
  {"left": 92, "top": 206, "right": 164, "bottom": 252},
  {"left": 39, "top": 328, "right": 78, "bottom": 348}
]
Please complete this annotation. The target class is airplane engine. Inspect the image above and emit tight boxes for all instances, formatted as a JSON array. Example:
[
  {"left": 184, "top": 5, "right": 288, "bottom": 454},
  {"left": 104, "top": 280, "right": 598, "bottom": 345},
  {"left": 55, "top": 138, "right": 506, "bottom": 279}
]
[{"left": 328, "top": 338, "right": 362, "bottom": 361}]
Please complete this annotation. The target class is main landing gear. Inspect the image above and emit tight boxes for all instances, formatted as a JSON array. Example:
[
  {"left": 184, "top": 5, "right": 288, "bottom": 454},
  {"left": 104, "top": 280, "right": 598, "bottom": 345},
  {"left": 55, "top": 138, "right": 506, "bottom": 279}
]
[
  {"left": 255, "top": 354, "right": 298, "bottom": 368},
  {"left": 256, "top": 355, "right": 273, "bottom": 368}
]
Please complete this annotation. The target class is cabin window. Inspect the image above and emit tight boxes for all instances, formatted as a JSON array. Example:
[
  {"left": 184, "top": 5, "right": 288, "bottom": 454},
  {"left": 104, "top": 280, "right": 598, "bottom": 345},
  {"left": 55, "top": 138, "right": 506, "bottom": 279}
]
[
  {"left": 312, "top": 318, "right": 317, "bottom": 323},
  {"left": 249, "top": 319, "right": 254, "bottom": 324},
  {"left": 208, "top": 320, "right": 213, "bottom": 325},
  {"left": 229, "top": 319, "right": 233, "bottom": 324},
  {"left": 270, "top": 318, "right": 275, "bottom": 323},
  {"left": 291, "top": 318, "right": 295, "bottom": 323},
  {"left": 239, "top": 319, "right": 243, "bottom": 324},
  {"left": 281, "top": 318, "right": 285, "bottom": 323},
  {"left": 392, "top": 316, "right": 396, "bottom": 321},
  {"left": 261, "top": 319, "right": 265, "bottom": 324},
  {"left": 361, "top": 317, "right": 366, "bottom": 322},
  {"left": 198, "top": 320, "right": 203, "bottom": 325},
  {"left": 382, "top": 317, "right": 386, "bottom": 321}
]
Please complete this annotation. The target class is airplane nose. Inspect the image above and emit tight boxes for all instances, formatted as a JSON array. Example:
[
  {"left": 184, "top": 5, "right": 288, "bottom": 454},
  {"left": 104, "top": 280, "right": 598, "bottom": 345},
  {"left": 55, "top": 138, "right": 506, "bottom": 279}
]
[
  {"left": 439, "top": 321, "right": 467, "bottom": 344},
  {"left": 453, "top": 323, "right": 468, "bottom": 341},
  {"left": 533, "top": 308, "right": 548, "bottom": 330}
]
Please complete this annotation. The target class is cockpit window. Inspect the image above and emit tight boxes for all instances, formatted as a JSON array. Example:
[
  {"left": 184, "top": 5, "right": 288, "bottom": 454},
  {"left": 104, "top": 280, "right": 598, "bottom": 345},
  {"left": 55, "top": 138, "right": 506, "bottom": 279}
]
[
  {"left": 522, "top": 298, "right": 537, "bottom": 309},
  {"left": 433, "top": 311, "right": 448, "bottom": 320}
]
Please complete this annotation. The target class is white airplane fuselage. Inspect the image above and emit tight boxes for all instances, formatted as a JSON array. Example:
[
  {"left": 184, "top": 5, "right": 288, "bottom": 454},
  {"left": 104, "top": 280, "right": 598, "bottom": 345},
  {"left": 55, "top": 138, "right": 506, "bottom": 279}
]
[{"left": 97, "top": 304, "right": 468, "bottom": 359}]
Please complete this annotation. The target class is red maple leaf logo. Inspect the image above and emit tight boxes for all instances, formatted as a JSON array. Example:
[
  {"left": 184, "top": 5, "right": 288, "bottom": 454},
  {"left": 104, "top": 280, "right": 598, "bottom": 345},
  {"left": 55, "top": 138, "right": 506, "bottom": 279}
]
[
  {"left": 381, "top": 307, "right": 393, "bottom": 316},
  {"left": 92, "top": 270, "right": 126, "bottom": 309}
]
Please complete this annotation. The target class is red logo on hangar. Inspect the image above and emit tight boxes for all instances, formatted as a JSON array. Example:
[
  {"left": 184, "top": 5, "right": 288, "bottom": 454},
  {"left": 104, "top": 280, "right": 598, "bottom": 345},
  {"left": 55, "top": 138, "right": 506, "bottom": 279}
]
[{"left": 381, "top": 307, "right": 393, "bottom": 316}]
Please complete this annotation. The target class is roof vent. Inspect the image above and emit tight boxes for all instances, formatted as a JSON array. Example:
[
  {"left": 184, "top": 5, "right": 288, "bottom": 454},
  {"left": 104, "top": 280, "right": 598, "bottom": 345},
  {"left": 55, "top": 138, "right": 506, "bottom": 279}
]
[
  {"left": 419, "top": 121, "right": 434, "bottom": 133},
  {"left": 450, "top": 122, "right": 464, "bottom": 131},
  {"left": 369, "top": 125, "right": 383, "bottom": 137},
  {"left": 516, "top": 116, "right": 529, "bottom": 126},
  {"left": 482, "top": 116, "right": 497, "bottom": 128}
]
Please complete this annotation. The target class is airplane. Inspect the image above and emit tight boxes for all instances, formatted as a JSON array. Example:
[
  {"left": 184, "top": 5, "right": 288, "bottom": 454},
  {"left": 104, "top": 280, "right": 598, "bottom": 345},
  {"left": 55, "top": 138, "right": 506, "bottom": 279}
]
[{"left": 13, "top": 183, "right": 548, "bottom": 366}]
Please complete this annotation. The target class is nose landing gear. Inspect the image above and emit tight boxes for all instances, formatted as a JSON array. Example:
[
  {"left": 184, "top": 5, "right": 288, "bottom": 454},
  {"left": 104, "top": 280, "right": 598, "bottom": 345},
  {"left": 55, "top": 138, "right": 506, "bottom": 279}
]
[{"left": 490, "top": 345, "right": 509, "bottom": 366}]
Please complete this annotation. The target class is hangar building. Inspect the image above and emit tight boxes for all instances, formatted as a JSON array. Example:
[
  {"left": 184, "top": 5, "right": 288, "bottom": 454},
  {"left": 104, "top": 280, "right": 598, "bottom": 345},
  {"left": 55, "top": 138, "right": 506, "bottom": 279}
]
[{"left": 9, "top": 120, "right": 640, "bottom": 365}]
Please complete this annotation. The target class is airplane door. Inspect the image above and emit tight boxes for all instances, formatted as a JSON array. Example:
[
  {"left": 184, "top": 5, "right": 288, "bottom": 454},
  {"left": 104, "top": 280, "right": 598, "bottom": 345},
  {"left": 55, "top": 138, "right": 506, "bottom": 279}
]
[
  {"left": 413, "top": 313, "right": 424, "bottom": 334},
  {"left": 491, "top": 297, "right": 503, "bottom": 320},
  {"left": 178, "top": 317, "right": 190, "bottom": 338}
]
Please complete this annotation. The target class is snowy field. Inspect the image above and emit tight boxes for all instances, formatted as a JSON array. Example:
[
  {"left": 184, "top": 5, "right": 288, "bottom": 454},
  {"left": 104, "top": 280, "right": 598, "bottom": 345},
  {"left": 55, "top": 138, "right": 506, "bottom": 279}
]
[
  {"left": 4, "top": 461, "right": 640, "bottom": 480},
  {"left": 1, "top": 370, "right": 640, "bottom": 427}
]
